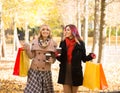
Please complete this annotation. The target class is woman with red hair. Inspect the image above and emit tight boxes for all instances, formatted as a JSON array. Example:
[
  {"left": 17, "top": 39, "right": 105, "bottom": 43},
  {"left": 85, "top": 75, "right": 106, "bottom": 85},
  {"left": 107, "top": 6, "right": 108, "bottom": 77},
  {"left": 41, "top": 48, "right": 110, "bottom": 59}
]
[{"left": 56, "top": 24, "right": 96, "bottom": 93}]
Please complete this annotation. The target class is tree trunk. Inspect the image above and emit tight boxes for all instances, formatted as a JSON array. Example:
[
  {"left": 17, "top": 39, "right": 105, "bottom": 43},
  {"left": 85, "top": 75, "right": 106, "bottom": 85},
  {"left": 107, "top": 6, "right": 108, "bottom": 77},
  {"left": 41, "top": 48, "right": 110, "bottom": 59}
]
[
  {"left": 0, "top": 4, "right": 1, "bottom": 59},
  {"left": 77, "top": 0, "right": 81, "bottom": 36},
  {"left": 0, "top": 4, "right": 6, "bottom": 59},
  {"left": 108, "top": 26, "right": 111, "bottom": 47},
  {"left": 1, "top": 21, "right": 6, "bottom": 58},
  {"left": 25, "top": 21, "right": 29, "bottom": 43},
  {"left": 92, "top": 0, "right": 100, "bottom": 62},
  {"left": 98, "top": 0, "right": 106, "bottom": 63},
  {"left": 84, "top": 0, "right": 89, "bottom": 47},
  {"left": 13, "top": 14, "right": 21, "bottom": 53},
  {"left": 115, "top": 27, "right": 118, "bottom": 47}
]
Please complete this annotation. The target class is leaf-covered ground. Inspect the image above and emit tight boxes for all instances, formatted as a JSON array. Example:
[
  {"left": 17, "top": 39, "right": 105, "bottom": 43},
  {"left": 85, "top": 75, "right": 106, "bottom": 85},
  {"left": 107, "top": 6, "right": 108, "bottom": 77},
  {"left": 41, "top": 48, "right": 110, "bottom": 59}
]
[{"left": 0, "top": 46, "right": 120, "bottom": 93}]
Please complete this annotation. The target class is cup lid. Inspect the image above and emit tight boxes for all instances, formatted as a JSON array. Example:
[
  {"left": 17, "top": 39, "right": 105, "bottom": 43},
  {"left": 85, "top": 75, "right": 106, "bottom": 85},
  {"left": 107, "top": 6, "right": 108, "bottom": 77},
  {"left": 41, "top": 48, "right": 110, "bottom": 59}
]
[{"left": 45, "top": 53, "right": 51, "bottom": 56}]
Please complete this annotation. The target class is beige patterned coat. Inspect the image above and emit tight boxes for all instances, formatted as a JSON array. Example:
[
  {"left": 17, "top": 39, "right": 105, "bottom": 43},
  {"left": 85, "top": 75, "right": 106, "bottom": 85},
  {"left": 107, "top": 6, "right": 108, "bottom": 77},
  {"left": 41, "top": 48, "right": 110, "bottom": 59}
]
[{"left": 25, "top": 38, "right": 57, "bottom": 71}]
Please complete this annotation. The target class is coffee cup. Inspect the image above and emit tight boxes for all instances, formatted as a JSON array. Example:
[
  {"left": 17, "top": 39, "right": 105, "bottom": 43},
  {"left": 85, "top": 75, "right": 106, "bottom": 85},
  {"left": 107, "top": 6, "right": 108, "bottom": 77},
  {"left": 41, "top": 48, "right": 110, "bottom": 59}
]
[
  {"left": 45, "top": 53, "right": 51, "bottom": 62},
  {"left": 56, "top": 47, "right": 62, "bottom": 56}
]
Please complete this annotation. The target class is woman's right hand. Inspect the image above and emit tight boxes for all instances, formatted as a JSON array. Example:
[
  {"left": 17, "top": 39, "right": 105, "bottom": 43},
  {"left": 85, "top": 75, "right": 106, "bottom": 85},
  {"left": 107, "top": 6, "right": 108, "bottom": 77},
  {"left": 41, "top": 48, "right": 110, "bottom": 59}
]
[{"left": 22, "top": 43, "right": 30, "bottom": 50}]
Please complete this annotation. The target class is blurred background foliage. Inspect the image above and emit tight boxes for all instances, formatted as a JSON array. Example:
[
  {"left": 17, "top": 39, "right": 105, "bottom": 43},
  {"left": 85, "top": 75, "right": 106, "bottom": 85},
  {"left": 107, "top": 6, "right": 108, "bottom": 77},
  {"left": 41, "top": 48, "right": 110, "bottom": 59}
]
[{"left": 0, "top": 0, "right": 120, "bottom": 41}]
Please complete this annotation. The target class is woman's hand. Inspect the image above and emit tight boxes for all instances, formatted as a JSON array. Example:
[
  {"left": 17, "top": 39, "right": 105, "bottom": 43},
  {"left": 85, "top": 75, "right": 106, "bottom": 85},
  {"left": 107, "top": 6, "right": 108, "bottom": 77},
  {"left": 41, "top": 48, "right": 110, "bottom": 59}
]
[
  {"left": 46, "top": 57, "right": 54, "bottom": 63},
  {"left": 91, "top": 53, "right": 96, "bottom": 59},
  {"left": 55, "top": 48, "right": 61, "bottom": 57},
  {"left": 22, "top": 43, "right": 30, "bottom": 50}
]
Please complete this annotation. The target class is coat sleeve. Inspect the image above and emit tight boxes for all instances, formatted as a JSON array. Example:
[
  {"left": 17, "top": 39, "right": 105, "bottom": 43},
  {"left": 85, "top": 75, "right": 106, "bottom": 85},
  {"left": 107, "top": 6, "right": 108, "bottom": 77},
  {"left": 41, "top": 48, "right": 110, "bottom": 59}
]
[
  {"left": 24, "top": 42, "right": 35, "bottom": 59},
  {"left": 78, "top": 41, "right": 93, "bottom": 62},
  {"left": 25, "top": 49, "right": 35, "bottom": 59}
]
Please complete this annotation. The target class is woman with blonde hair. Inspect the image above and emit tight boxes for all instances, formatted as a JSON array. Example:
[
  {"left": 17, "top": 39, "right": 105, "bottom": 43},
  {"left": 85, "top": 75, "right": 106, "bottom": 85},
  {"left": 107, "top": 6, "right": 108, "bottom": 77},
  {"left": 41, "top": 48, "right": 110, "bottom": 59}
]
[{"left": 23, "top": 24, "right": 57, "bottom": 93}]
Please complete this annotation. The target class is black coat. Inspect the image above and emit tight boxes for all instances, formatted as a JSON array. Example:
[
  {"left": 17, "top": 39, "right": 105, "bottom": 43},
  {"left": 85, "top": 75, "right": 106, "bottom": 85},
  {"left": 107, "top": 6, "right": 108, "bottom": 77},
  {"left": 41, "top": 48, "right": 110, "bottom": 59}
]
[{"left": 56, "top": 40, "right": 93, "bottom": 86}]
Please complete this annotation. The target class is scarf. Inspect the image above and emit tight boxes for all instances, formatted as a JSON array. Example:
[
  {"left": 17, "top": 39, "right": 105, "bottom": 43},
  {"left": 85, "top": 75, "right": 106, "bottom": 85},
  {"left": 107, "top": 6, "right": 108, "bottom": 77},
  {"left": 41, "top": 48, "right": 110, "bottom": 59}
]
[
  {"left": 65, "top": 38, "right": 76, "bottom": 64},
  {"left": 38, "top": 37, "right": 50, "bottom": 48}
]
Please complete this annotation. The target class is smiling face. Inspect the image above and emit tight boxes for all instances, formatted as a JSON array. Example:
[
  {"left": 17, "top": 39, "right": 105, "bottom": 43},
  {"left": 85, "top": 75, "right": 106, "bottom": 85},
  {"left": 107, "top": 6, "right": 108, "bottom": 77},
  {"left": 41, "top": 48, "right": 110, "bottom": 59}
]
[
  {"left": 64, "top": 26, "right": 73, "bottom": 39},
  {"left": 39, "top": 25, "right": 51, "bottom": 39}
]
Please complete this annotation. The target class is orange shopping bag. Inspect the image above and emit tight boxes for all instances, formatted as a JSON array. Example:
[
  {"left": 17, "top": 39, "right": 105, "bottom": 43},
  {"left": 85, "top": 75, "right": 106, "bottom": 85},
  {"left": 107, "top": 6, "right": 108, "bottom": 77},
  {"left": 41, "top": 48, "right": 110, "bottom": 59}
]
[
  {"left": 83, "top": 61, "right": 108, "bottom": 90},
  {"left": 100, "top": 63, "right": 108, "bottom": 90},
  {"left": 13, "top": 48, "right": 30, "bottom": 77}
]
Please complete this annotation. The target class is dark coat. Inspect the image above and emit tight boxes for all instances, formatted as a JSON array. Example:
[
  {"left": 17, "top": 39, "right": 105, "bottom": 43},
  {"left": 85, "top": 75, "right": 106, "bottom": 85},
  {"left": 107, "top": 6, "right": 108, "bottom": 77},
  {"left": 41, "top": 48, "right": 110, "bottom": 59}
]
[{"left": 56, "top": 40, "right": 93, "bottom": 86}]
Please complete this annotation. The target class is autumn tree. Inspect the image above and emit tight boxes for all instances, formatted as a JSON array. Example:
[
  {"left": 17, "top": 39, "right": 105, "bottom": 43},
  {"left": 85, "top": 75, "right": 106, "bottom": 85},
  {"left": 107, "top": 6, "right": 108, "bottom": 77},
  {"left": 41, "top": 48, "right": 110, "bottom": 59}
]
[
  {"left": 92, "top": 0, "right": 100, "bottom": 62},
  {"left": 98, "top": 0, "right": 106, "bottom": 63},
  {"left": 0, "top": 3, "right": 6, "bottom": 59},
  {"left": 0, "top": 0, "right": 61, "bottom": 55}
]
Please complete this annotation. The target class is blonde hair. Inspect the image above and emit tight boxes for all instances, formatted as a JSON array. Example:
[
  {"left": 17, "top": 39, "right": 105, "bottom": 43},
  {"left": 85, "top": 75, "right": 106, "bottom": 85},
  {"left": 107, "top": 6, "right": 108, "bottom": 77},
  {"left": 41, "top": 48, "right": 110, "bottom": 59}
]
[{"left": 38, "top": 24, "right": 52, "bottom": 39}]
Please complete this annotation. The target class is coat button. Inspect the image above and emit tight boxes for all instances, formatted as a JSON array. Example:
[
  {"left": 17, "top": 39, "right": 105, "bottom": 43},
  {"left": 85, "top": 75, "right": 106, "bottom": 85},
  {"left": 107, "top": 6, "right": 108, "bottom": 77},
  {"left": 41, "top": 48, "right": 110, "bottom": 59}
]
[
  {"left": 42, "top": 67, "right": 45, "bottom": 69},
  {"left": 37, "top": 67, "right": 39, "bottom": 69}
]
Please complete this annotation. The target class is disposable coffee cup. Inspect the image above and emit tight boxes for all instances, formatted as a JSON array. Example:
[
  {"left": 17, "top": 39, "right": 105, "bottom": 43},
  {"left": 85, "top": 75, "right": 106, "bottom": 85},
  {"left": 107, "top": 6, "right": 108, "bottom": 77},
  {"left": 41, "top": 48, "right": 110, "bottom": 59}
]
[
  {"left": 56, "top": 47, "right": 62, "bottom": 56},
  {"left": 45, "top": 53, "right": 51, "bottom": 62}
]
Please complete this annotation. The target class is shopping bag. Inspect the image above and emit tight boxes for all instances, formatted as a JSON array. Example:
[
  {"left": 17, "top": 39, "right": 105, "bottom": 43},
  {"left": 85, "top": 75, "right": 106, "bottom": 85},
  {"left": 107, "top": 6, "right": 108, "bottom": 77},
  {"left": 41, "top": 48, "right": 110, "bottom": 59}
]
[
  {"left": 13, "top": 48, "right": 30, "bottom": 77},
  {"left": 83, "top": 62, "right": 100, "bottom": 90},
  {"left": 19, "top": 49, "right": 30, "bottom": 76},
  {"left": 100, "top": 63, "right": 108, "bottom": 90},
  {"left": 83, "top": 61, "right": 108, "bottom": 90},
  {"left": 13, "top": 48, "right": 21, "bottom": 75}
]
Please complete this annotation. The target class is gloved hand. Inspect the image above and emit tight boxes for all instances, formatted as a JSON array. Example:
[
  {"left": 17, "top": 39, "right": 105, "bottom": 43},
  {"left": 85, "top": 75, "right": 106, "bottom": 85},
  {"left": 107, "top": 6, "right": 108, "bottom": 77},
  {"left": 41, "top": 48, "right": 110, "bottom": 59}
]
[{"left": 90, "top": 53, "right": 96, "bottom": 59}]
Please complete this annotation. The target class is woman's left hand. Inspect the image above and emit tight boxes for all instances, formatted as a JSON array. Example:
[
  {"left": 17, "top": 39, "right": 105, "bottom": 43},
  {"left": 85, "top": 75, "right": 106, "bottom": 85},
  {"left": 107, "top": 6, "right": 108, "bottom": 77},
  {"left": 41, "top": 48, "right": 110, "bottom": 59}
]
[
  {"left": 91, "top": 53, "right": 96, "bottom": 59},
  {"left": 46, "top": 57, "right": 54, "bottom": 63}
]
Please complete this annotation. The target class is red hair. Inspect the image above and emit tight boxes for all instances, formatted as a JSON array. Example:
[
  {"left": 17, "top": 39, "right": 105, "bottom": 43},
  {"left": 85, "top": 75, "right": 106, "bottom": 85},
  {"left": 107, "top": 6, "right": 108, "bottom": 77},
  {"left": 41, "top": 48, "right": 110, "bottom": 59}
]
[{"left": 64, "top": 24, "right": 82, "bottom": 40}]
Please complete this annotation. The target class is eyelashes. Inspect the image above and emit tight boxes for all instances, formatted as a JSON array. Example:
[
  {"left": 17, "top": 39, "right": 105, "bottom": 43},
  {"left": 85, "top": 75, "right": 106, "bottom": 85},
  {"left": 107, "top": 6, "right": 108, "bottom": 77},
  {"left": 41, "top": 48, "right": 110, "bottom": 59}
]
[{"left": 41, "top": 28, "right": 50, "bottom": 31}]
